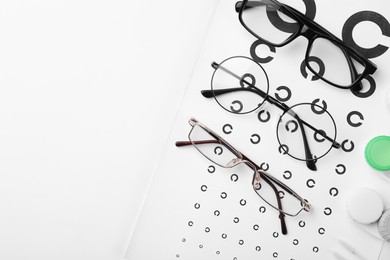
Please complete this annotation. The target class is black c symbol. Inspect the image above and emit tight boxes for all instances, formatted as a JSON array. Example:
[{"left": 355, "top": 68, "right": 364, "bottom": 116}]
[
  {"left": 324, "top": 207, "right": 332, "bottom": 216},
  {"left": 314, "top": 129, "right": 326, "bottom": 143},
  {"left": 285, "top": 120, "right": 298, "bottom": 132},
  {"left": 347, "top": 111, "right": 364, "bottom": 127},
  {"left": 223, "top": 124, "right": 233, "bottom": 134},
  {"left": 342, "top": 11, "right": 390, "bottom": 59},
  {"left": 342, "top": 140, "right": 355, "bottom": 152},
  {"left": 311, "top": 99, "right": 327, "bottom": 114},
  {"left": 279, "top": 191, "right": 285, "bottom": 199},
  {"left": 329, "top": 187, "right": 339, "bottom": 197},
  {"left": 260, "top": 163, "right": 269, "bottom": 171},
  {"left": 301, "top": 56, "right": 325, "bottom": 81},
  {"left": 230, "top": 100, "right": 244, "bottom": 113},
  {"left": 279, "top": 144, "right": 289, "bottom": 154},
  {"left": 214, "top": 146, "right": 223, "bottom": 155},
  {"left": 283, "top": 170, "right": 292, "bottom": 179},
  {"left": 208, "top": 165, "right": 216, "bottom": 173},
  {"left": 250, "top": 40, "right": 276, "bottom": 64},
  {"left": 307, "top": 179, "right": 316, "bottom": 188},
  {"left": 275, "top": 86, "right": 292, "bottom": 102},
  {"left": 231, "top": 174, "right": 239, "bottom": 182},
  {"left": 258, "top": 110, "right": 271, "bottom": 123},
  {"left": 351, "top": 75, "right": 376, "bottom": 98},
  {"left": 259, "top": 206, "right": 266, "bottom": 213},
  {"left": 335, "top": 164, "right": 346, "bottom": 175},
  {"left": 250, "top": 134, "right": 261, "bottom": 144},
  {"left": 240, "top": 73, "right": 256, "bottom": 88}
]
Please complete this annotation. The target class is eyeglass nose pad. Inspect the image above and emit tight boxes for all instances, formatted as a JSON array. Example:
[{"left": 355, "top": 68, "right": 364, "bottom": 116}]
[
  {"left": 226, "top": 158, "right": 243, "bottom": 167},
  {"left": 365, "top": 136, "right": 390, "bottom": 171},
  {"left": 252, "top": 171, "right": 261, "bottom": 189}
]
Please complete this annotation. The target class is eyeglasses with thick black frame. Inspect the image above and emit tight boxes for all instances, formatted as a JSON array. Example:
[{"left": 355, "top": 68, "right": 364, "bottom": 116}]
[
  {"left": 176, "top": 117, "right": 311, "bottom": 235},
  {"left": 201, "top": 55, "right": 341, "bottom": 171},
  {"left": 235, "top": 0, "right": 377, "bottom": 91}
]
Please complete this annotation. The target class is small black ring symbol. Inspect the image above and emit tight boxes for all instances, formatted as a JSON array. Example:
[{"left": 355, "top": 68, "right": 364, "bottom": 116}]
[
  {"left": 324, "top": 207, "right": 332, "bottom": 216},
  {"left": 260, "top": 163, "right": 269, "bottom": 171},
  {"left": 231, "top": 174, "right": 239, "bottom": 182},
  {"left": 230, "top": 100, "right": 244, "bottom": 113},
  {"left": 214, "top": 146, "right": 223, "bottom": 155},
  {"left": 240, "top": 73, "right": 256, "bottom": 88},
  {"left": 258, "top": 110, "right": 271, "bottom": 123},
  {"left": 351, "top": 76, "right": 376, "bottom": 98},
  {"left": 250, "top": 40, "right": 276, "bottom": 64},
  {"left": 335, "top": 164, "right": 346, "bottom": 175},
  {"left": 250, "top": 134, "right": 261, "bottom": 144},
  {"left": 347, "top": 111, "right": 364, "bottom": 127},
  {"left": 329, "top": 187, "right": 339, "bottom": 197},
  {"left": 279, "top": 144, "right": 289, "bottom": 154},
  {"left": 223, "top": 124, "right": 233, "bottom": 134},
  {"left": 275, "top": 86, "right": 292, "bottom": 102},
  {"left": 283, "top": 170, "right": 292, "bottom": 179},
  {"left": 311, "top": 99, "right": 327, "bottom": 114},
  {"left": 341, "top": 140, "right": 355, "bottom": 152},
  {"left": 307, "top": 179, "right": 316, "bottom": 188},
  {"left": 285, "top": 120, "right": 298, "bottom": 132},
  {"left": 208, "top": 165, "right": 216, "bottom": 173}
]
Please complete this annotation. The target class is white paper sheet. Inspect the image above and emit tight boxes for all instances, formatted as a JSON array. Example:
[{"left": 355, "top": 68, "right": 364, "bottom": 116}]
[{"left": 125, "top": 0, "right": 390, "bottom": 259}]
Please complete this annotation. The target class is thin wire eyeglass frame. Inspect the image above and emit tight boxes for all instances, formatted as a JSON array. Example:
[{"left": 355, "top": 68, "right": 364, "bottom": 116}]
[{"left": 175, "top": 117, "right": 311, "bottom": 235}]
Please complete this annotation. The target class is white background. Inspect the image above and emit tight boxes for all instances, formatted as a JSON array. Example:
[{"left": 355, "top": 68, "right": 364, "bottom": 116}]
[{"left": 0, "top": 0, "right": 218, "bottom": 259}]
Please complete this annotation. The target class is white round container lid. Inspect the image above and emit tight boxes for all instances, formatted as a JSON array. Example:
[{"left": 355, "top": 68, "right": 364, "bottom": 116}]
[{"left": 346, "top": 187, "right": 384, "bottom": 224}]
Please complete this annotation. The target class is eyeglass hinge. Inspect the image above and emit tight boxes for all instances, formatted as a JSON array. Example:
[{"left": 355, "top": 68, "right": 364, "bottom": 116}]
[{"left": 211, "top": 62, "right": 219, "bottom": 70}]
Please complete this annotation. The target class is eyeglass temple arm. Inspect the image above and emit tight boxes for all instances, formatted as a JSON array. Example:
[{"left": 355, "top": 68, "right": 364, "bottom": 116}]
[
  {"left": 294, "top": 114, "right": 317, "bottom": 171},
  {"left": 175, "top": 140, "right": 220, "bottom": 147},
  {"left": 249, "top": 164, "right": 287, "bottom": 234}
]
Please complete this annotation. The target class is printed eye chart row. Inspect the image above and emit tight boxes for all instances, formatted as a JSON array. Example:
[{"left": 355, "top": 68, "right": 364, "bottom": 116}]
[{"left": 126, "top": 0, "right": 390, "bottom": 259}]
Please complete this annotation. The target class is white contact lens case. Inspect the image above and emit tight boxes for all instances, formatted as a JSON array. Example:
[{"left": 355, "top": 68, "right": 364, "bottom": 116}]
[{"left": 346, "top": 187, "right": 384, "bottom": 224}]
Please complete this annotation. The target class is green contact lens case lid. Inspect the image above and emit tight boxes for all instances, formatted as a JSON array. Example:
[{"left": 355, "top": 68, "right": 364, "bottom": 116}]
[{"left": 365, "top": 136, "right": 390, "bottom": 171}]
